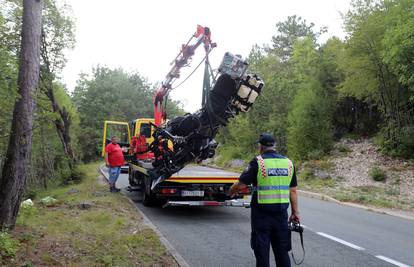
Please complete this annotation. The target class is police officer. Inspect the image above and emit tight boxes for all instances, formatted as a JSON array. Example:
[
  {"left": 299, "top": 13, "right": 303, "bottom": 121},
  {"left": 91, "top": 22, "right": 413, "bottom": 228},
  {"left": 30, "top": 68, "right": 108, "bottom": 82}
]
[{"left": 230, "top": 133, "right": 300, "bottom": 267}]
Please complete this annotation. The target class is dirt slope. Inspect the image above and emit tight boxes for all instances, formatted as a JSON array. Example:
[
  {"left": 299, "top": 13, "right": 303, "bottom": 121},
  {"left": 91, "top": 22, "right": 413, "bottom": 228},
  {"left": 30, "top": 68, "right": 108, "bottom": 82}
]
[{"left": 330, "top": 138, "right": 414, "bottom": 199}]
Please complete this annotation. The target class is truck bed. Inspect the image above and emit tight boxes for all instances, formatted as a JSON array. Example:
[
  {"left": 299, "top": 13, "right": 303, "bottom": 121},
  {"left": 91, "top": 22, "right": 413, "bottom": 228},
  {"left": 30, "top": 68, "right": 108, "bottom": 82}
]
[
  {"left": 128, "top": 162, "right": 249, "bottom": 207},
  {"left": 167, "top": 165, "right": 239, "bottom": 184}
]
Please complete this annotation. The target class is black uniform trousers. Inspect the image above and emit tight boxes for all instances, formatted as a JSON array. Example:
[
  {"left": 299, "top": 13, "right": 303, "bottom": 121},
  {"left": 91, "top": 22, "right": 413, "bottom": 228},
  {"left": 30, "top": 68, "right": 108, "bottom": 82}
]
[{"left": 251, "top": 207, "right": 291, "bottom": 267}]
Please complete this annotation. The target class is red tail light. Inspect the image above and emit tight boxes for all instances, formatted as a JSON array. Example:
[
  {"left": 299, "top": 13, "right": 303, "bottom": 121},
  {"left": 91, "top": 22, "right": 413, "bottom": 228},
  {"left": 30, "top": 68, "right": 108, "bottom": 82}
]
[
  {"left": 161, "top": 189, "right": 177, "bottom": 194},
  {"left": 203, "top": 201, "right": 220, "bottom": 206}
]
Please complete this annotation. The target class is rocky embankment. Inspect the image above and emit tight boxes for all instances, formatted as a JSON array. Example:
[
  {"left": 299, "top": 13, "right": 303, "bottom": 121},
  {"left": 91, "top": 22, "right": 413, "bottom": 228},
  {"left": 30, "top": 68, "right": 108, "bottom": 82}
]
[{"left": 330, "top": 138, "right": 414, "bottom": 200}]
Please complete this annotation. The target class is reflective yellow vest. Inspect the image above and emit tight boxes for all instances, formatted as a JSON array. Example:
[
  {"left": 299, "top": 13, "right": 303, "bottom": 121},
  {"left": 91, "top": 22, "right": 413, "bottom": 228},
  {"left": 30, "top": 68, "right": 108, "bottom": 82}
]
[{"left": 256, "top": 155, "right": 294, "bottom": 204}]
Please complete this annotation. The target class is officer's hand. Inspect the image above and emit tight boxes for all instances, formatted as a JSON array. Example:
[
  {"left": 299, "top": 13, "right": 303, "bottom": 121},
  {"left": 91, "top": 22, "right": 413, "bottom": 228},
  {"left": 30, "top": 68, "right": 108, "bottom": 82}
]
[
  {"left": 229, "top": 183, "right": 239, "bottom": 198},
  {"left": 289, "top": 212, "right": 300, "bottom": 223}
]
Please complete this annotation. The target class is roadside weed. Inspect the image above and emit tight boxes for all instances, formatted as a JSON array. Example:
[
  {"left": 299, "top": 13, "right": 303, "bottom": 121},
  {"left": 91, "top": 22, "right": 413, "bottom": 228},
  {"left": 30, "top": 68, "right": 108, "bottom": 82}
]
[
  {"left": 0, "top": 231, "right": 19, "bottom": 258},
  {"left": 369, "top": 166, "right": 387, "bottom": 181}
]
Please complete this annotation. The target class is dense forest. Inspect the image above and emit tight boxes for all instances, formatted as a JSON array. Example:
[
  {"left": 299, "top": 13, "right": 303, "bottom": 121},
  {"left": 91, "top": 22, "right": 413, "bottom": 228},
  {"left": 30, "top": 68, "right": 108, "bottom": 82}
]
[
  {"left": 0, "top": 0, "right": 183, "bottom": 193},
  {"left": 217, "top": 0, "right": 414, "bottom": 164},
  {"left": 0, "top": 0, "right": 413, "bottom": 224}
]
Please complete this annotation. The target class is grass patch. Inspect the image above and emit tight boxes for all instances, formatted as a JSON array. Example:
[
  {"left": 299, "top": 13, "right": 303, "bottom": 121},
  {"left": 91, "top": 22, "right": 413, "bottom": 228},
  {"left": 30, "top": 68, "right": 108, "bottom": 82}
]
[
  {"left": 337, "top": 144, "right": 352, "bottom": 154},
  {"left": 0, "top": 231, "right": 19, "bottom": 260},
  {"left": 342, "top": 133, "right": 361, "bottom": 140},
  {"left": 213, "top": 145, "right": 255, "bottom": 172},
  {"left": 298, "top": 168, "right": 336, "bottom": 189},
  {"left": 298, "top": 159, "right": 334, "bottom": 185},
  {"left": 389, "top": 164, "right": 411, "bottom": 172},
  {"left": 303, "top": 182, "right": 412, "bottom": 211},
  {"left": 299, "top": 168, "right": 314, "bottom": 181},
  {"left": 333, "top": 188, "right": 394, "bottom": 209},
  {"left": 302, "top": 159, "right": 334, "bottom": 172},
  {"left": 385, "top": 185, "right": 400, "bottom": 196},
  {"left": 3, "top": 162, "right": 176, "bottom": 267},
  {"left": 369, "top": 166, "right": 387, "bottom": 181},
  {"left": 306, "top": 178, "right": 336, "bottom": 188},
  {"left": 307, "top": 149, "right": 326, "bottom": 160},
  {"left": 335, "top": 176, "right": 345, "bottom": 182},
  {"left": 330, "top": 185, "right": 412, "bottom": 210}
]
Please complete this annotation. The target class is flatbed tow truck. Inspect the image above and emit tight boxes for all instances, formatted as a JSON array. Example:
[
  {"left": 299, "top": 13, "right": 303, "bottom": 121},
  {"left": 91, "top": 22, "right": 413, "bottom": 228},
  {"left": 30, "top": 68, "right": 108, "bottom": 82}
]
[
  {"left": 103, "top": 118, "right": 251, "bottom": 207},
  {"left": 102, "top": 25, "right": 262, "bottom": 207}
]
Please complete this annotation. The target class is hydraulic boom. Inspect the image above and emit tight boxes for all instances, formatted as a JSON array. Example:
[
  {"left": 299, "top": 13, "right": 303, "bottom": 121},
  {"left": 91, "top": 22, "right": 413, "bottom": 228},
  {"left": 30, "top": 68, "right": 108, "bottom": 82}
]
[{"left": 153, "top": 25, "right": 216, "bottom": 125}]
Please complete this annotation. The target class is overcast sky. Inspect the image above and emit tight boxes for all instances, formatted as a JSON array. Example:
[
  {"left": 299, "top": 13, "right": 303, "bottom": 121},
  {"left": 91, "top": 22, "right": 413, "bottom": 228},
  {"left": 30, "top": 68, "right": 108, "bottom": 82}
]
[{"left": 62, "top": 0, "right": 351, "bottom": 112}]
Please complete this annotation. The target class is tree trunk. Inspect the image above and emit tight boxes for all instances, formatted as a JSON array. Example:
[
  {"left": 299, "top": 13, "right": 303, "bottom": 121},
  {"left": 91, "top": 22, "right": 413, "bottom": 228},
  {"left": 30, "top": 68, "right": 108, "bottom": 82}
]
[
  {"left": 0, "top": 0, "right": 42, "bottom": 229},
  {"left": 43, "top": 80, "right": 76, "bottom": 168},
  {"left": 39, "top": 123, "right": 53, "bottom": 189},
  {"left": 40, "top": 28, "right": 76, "bottom": 167}
]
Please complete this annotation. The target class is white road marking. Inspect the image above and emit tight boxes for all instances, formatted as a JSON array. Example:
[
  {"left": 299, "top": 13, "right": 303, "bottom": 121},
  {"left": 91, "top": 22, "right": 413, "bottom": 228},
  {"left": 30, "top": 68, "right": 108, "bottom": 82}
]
[
  {"left": 317, "top": 232, "right": 365, "bottom": 250},
  {"left": 376, "top": 255, "right": 411, "bottom": 267},
  {"left": 299, "top": 224, "right": 317, "bottom": 231}
]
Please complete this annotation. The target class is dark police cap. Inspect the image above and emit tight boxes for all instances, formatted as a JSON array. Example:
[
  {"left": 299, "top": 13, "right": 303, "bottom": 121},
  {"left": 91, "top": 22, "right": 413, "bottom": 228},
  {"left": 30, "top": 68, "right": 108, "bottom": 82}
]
[{"left": 258, "top": 133, "right": 275, "bottom": 146}]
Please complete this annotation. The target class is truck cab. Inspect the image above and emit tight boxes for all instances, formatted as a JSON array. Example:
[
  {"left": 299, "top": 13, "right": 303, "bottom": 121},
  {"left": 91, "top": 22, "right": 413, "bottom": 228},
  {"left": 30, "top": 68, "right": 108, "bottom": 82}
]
[
  {"left": 130, "top": 118, "right": 154, "bottom": 145},
  {"left": 102, "top": 119, "right": 155, "bottom": 172}
]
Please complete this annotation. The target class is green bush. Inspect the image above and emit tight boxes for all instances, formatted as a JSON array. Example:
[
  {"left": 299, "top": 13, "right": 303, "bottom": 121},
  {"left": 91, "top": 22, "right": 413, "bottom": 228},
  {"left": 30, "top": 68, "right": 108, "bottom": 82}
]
[
  {"left": 21, "top": 261, "right": 35, "bottom": 267},
  {"left": 17, "top": 205, "right": 38, "bottom": 227},
  {"left": 336, "top": 176, "right": 345, "bottom": 181},
  {"left": 376, "top": 125, "right": 414, "bottom": 159},
  {"left": 0, "top": 231, "right": 19, "bottom": 258},
  {"left": 299, "top": 168, "right": 314, "bottom": 180},
  {"left": 307, "top": 149, "right": 325, "bottom": 160},
  {"left": 60, "top": 165, "right": 85, "bottom": 185},
  {"left": 369, "top": 166, "right": 386, "bottom": 182},
  {"left": 337, "top": 144, "right": 352, "bottom": 153},
  {"left": 69, "top": 165, "right": 85, "bottom": 183},
  {"left": 24, "top": 189, "right": 37, "bottom": 200},
  {"left": 395, "top": 126, "right": 414, "bottom": 159},
  {"left": 287, "top": 80, "right": 333, "bottom": 160},
  {"left": 385, "top": 185, "right": 400, "bottom": 196}
]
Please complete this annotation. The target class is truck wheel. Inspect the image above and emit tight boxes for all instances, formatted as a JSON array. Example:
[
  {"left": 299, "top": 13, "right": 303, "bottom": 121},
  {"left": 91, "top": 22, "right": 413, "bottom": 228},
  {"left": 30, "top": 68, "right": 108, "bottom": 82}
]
[
  {"left": 142, "top": 177, "right": 157, "bottom": 207},
  {"left": 128, "top": 169, "right": 142, "bottom": 187},
  {"left": 142, "top": 191, "right": 156, "bottom": 206}
]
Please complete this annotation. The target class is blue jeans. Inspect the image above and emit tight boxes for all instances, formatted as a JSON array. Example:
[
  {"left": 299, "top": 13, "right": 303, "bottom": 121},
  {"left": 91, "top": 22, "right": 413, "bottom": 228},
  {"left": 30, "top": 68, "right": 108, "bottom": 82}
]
[{"left": 108, "top": 167, "right": 121, "bottom": 185}]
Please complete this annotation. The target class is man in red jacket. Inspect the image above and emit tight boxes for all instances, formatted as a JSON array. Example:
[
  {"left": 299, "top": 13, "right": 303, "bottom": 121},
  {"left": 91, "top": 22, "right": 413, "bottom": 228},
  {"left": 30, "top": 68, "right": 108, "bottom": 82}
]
[{"left": 105, "top": 136, "right": 125, "bottom": 192}]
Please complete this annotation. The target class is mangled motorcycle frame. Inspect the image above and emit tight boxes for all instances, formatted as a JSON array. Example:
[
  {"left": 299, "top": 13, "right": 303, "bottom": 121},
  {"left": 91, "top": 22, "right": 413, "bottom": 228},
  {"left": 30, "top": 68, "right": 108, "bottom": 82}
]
[{"left": 130, "top": 26, "right": 264, "bottom": 189}]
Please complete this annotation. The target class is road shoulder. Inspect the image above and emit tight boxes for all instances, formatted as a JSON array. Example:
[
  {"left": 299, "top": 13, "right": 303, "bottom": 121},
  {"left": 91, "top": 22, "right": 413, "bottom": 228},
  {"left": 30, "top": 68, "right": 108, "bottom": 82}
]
[
  {"left": 3, "top": 163, "right": 176, "bottom": 267},
  {"left": 99, "top": 164, "right": 190, "bottom": 267},
  {"left": 298, "top": 189, "right": 414, "bottom": 221}
]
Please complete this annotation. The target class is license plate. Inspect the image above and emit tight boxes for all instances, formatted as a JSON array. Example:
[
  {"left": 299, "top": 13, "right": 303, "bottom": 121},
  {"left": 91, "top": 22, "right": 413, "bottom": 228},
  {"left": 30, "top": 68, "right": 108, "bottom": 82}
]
[{"left": 181, "top": 190, "right": 204, "bottom": 197}]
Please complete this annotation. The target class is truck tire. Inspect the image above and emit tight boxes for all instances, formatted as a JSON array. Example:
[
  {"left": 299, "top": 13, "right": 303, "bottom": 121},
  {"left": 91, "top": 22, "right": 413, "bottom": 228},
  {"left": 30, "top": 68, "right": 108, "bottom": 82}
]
[
  {"left": 142, "top": 176, "right": 157, "bottom": 207},
  {"left": 128, "top": 169, "right": 142, "bottom": 187}
]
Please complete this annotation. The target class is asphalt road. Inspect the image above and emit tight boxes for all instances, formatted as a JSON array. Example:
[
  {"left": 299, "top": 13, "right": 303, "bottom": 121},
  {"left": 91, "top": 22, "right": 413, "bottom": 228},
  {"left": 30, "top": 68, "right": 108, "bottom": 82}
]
[{"left": 109, "top": 168, "right": 413, "bottom": 267}]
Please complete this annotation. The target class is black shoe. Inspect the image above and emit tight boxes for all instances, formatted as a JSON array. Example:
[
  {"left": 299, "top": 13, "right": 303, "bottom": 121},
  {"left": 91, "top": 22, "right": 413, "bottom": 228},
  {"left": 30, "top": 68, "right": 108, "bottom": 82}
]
[{"left": 110, "top": 187, "right": 121, "bottom": 193}]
